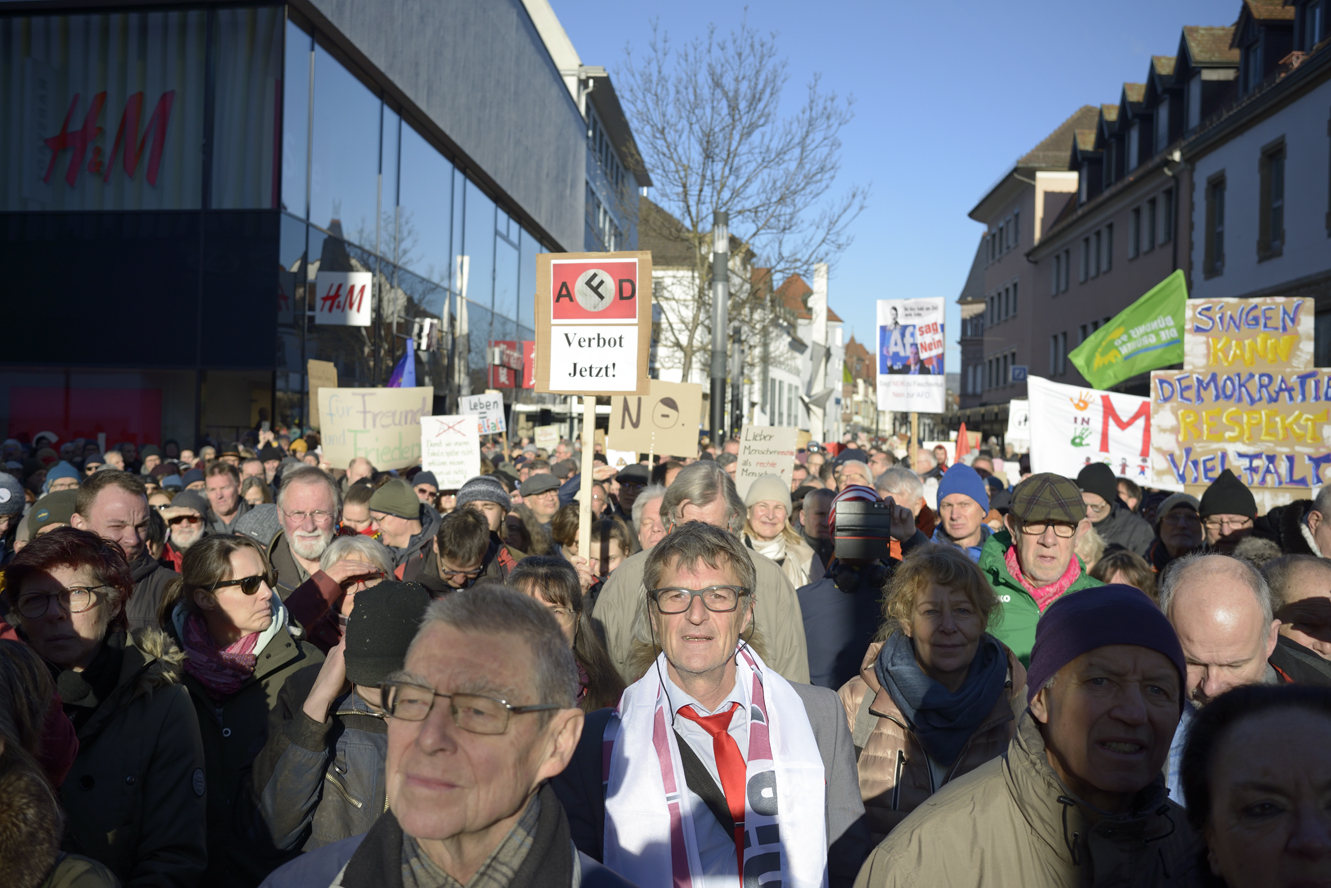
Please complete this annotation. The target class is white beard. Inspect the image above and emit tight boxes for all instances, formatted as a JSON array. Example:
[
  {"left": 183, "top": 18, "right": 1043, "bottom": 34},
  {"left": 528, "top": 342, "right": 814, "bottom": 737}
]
[{"left": 290, "top": 529, "right": 332, "bottom": 561}]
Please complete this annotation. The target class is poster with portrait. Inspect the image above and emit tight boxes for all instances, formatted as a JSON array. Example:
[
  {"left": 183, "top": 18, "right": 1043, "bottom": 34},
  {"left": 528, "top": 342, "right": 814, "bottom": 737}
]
[{"left": 877, "top": 298, "right": 945, "bottom": 413}]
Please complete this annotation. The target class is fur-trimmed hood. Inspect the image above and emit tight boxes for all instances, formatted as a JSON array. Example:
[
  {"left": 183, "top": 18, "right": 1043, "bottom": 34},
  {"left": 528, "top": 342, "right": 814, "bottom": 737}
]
[
  {"left": 127, "top": 626, "right": 186, "bottom": 697},
  {"left": 0, "top": 763, "right": 62, "bottom": 888}
]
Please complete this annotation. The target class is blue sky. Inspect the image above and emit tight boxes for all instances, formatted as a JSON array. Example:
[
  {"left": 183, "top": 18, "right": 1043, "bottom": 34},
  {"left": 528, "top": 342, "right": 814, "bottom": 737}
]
[{"left": 552, "top": 0, "right": 1236, "bottom": 372}]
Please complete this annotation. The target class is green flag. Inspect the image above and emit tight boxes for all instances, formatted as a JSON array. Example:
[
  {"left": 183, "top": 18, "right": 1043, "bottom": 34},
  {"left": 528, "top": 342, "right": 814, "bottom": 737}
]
[{"left": 1068, "top": 269, "right": 1186, "bottom": 389}]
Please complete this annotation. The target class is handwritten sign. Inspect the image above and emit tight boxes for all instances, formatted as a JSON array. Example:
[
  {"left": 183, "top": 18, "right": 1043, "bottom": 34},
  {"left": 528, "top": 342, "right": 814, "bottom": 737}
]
[
  {"left": 534, "top": 425, "right": 560, "bottom": 454},
  {"left": 421, "top": 415, "right": 481, "bottom": 489},
  {"left": 314, "top": 271, "right": 372, "bottom": 326},
  {"left": 307, "top": 359, "right": 338, "bottom": 429},
  {"left": 1151, "top": 297, "right": 1327, "bottom": 509},
  {"left": 459, "top": 392, "right": 506, "bottom": 435},
  {"left": 1027, "top": 376, "right": 1171, "bottom": 489},
  {"left": 735, "top": 425, "right": 799, "bottom": 498},
  {"left": 535, "top": 252, "right": 652, "bottom": 396},
  {"left": 609, "top": 380, "right": 703, "bottom": 457},
  {"left": 318, "top": 387, "right": 433, "bottom": 471}
]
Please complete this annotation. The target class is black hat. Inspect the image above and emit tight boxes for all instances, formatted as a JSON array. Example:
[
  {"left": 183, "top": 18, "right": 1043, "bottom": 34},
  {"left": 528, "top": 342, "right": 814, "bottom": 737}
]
[
  {"left": 344, "top": 581, "right": 433, "bottom": 687},
  {"left": 258, "top": 444, "right": 283, "bottom": 462},
  {"left": 1076, "top": 463, "right": 1119, "bottom": 506},
  {"left": 835, "top": 448, "right": 870, "bottom": 465},
  {"left": 1199, "top": 468, "right": 1257, "bottom": 519},
  {"left": 616, "top": 464, "right": 650, "bottom": 485},
  {"left": 520, "top": 473, "right": 560, "bottom": 497}
]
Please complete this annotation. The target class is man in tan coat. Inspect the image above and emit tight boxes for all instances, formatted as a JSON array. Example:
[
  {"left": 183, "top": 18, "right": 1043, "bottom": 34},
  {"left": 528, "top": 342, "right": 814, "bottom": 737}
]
[{"left": 855, "top": 585, "right": 1205, "bottom": 888}]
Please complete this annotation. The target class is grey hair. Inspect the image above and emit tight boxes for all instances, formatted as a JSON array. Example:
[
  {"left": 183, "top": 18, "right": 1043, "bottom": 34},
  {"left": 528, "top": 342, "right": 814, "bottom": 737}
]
[
  {"left": 914, "top": 451, "right": 936, "bottom": 471},
  {"left": 661, "top": 461, "right": 745, "bottom": 534},
  {"left": 276, "top": 465, "right": 343, "bottom": 518},
  {"left": 631, "top": 483, "right": 668, "bottom": 528},
  {"left": 642, "top": 520, "right": 757, "bottom": 603},
  {"left": 1313, "top": 486, "right": 1331, "bottom": 519},
  {"left": 408, "top": 586, "right": 579, "bottom": 715},
  {"left": 1159, "top": 552, "right": 1274, "bottom": 627},
  {"left": 1262, "top": 554, "right": 1331, "bottom": 609},
  {"left": 319, "top": 534, "right": 393, "bottom": 575},
  {"left": 876, "top": 466, "right": 923, "bottom": 505},
  {"left": 838, "top": 459, "right": 872, "bottom": 481}
]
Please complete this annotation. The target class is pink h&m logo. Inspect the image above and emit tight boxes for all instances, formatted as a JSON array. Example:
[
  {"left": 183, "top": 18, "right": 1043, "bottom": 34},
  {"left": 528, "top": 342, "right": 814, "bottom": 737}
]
[{"left": 43, "top": 90, "right": 176, "bottom": 187}]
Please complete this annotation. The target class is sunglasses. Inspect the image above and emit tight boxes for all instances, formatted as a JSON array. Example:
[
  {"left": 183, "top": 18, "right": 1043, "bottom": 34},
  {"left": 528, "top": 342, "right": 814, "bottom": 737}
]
[
  {"left": 168, "top": 514, "right": 202, "bottom": 526},
  {"left": 207, "top": 574, "right": 272, "bottom": 595}
]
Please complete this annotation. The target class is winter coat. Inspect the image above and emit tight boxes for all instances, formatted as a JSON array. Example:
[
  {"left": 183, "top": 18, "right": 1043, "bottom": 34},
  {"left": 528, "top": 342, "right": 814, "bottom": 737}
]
[
  {"left": 1254, "top": 499, "right": 1321, "bottom": 557},
  {"left": 978, "top": 530, "right": 1103, "bottom": 667},
  {"left": 415, "top": 537, "right": 520, "bottom": 596},
  {"left": 853, "top": 710, "right": 1207, "bottom": 888},
  {"left": 251, "top": 664, "right": 388, "bottom": 854},
  {"left": 127, "top": 552, "right": 179, "bottom": 633},
  {"left": 60, "top": 628, "right": 208, "bottom": 888},
  {"left": 838, "top": 639, "right": 1026, "bottom": 844},
  {"left": 1090, "top": 503, "right": 1155, "bottom": 558},
  {"left": 382, "top": 504, "right": 441, "bottom": 582},
  {"left": 168, "top": 604, "right": 324, "bottom": 887},
  {"left": 1270, "top": 633, "right": 1331, "bottom": 686},
  {"left": 0, "top": 756, "right": 120, "bottom": 888}
]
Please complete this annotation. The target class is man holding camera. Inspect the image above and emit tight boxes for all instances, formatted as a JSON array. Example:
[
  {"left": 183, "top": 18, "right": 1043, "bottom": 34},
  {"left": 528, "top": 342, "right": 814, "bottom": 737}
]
[{"left": 797, "top": 485, "right": 924, "bottom": 689}]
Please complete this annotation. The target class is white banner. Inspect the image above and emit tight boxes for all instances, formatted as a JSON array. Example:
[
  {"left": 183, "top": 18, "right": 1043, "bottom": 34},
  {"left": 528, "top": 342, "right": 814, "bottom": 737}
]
[
  {"left": 876, "top": 298, "right": 945, "bottom": 413},
  {"left": 459, "top": 392, "right": 506, "bottom": 435},
  {"left": 1027, "top": 375, "right": 1179, "bottom": 490},
  {"left": 314, "top": 271, "right": 372, "bottom": 327},
  {"left": 421, "top": 415, "right": 481, "bottom": 489}
]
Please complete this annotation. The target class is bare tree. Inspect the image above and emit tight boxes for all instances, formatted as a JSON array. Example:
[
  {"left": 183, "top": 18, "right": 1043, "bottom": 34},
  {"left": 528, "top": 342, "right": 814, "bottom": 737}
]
[{"left": 621, "top": 16, "right": 868, "bottom": 380}]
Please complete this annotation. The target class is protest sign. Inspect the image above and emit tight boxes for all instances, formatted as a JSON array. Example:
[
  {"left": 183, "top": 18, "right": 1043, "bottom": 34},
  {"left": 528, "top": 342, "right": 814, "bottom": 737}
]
[
  {"left": 535, "top": 252, "right": 652, "bottom": 396},
  {"left": 1069, "top": 270, "right": 1187, "bottom": 389},
  {"left": 459, "top": 392, "right": 506, "bottom": 435},
  {"left": 420, "top": 416, "right": 481, "bottom": 489},
  {"left": 319, "top": 387, "right": 432, "bottom": 470},
  {"left": 735, "top": 425, "right": 799, "bottom": 499},
  {"left": 609, "top": 380, "right": 703, "bottom": 456},
  {"left": 605, "top": 449, "right": 637, "bottom": 470},
  {"left": 1005, "top": 399, "right": 1030, "bottom": 453},
  {"left": 307, "top": 359, "right": 337, "bottom": 429},
  {"left": 1150, "top": 297, "right": 1328, "bottom": 507},
  {"left": 313, "top": 271, "right": 372, "bottom": 326},
  {"left": 1026, "top": 376, "right": 1171, "bottom": 489},
  {"left": 534, "top": 425, "right": 560, "bottom": 453},
  {"left": 876, "top": 298, "right": 945, "bottom": 413}
]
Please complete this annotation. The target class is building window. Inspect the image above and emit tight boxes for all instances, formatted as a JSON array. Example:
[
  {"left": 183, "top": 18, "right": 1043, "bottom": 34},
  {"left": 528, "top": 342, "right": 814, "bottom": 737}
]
[
  {"left": 1012, "top": 282, "right": 1018, "bottom": 316},
  {"left": 1161, "top": 188, "right": 1174, "bottom": 244},
  {"left": 1128, "top": 122, "right": 1140, "bottom": 172},
  {"left": 1012, "top": 211, "right": 1019, "bottom": 251},
  {"left": 1051, "top": 253, "right": 1061, "bottom": 296},
  {"left": 1105, "top": 223, "right": 1113, "bottom": 271},
  {"left": 1080, "top": 237, "right": 1090, "bottom": 282},
  {"left": 1187, "top": 74, "right": 1202, "bottom": 131},
  {"left": 1156, "top": 96, "right": 1171, "bottom": 154},
  {"left": 1130, "top": 208, "right": 1141, "bottom": 259},
  {"left": 1259, "top": 139, "right": 1286, "bottom": 258},
  {"left": 1093, "top": 230, "right": 1102, "bottom": 277},
  {"left": 1060, "top": 249, "right": 1070, "bottom": 292},
  {"left": 1206, "top": 172, "right": 1226, "bottom": 276},
  {"left": 1146, "top": 198, "right": 1157, "bottom": 252},
  {"left": 1001, "top": 354, "right": 1009, "bottom": 386},
  {"left": 1079, "top": 170, "right": 1089, "bottom": 204},
  {"left": 1059, "top": 332, "right": 1068, "bottom": 374},
  {"left": 1079, "top": 323, "right": 1089, "bottom": 344}
]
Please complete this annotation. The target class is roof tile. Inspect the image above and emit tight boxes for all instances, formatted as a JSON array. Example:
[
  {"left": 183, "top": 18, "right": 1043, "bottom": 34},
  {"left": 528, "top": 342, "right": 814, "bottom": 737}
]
[
  {"left": 1018, "top": 105, "right": 1102, "bottom": 169},
  {"left": 1183, "top": 25, "right": 1241, "bottom": 65},
  {"left": 1243, "top": 0, "right": 1295, "bottom": 21}
]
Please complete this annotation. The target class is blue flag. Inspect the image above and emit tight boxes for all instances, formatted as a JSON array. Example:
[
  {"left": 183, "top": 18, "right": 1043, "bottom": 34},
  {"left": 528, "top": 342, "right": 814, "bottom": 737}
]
[{"left": 387, "top": 338, "right": 416, "bottom": 388}]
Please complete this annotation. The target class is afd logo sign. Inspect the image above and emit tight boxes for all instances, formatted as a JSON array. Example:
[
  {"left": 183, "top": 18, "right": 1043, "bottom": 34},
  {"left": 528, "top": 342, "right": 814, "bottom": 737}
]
[{"left": 43, "top": 90, "right": 176, "bottom": 188}]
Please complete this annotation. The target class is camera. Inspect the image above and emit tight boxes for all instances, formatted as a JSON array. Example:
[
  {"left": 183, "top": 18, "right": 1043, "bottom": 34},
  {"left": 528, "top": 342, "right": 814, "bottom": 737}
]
[{"left": 832, "top": 499, "right": 895, "bottom": 562}]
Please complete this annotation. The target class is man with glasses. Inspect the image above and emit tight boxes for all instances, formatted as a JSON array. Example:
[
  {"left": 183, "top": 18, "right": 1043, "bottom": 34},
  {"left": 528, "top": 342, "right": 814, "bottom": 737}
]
[
  {"left": 419, "top": 508, "right": 501, "bottom": 594},
  {"left": 554, "top": 522, "right": 871, "bottom": 888},
  {"left": 1146, "top": 493, "right": 1204, "bottom": 571},
  {"left": 1199, "top": 468, "right": 1258, "bottom": 555},
  {"left": 520, "top": 473, "right": 562, "bottom": 528},
  {"left": 1075, "top": 463, "right": 1153, "bottom": 557},
  {"left": 262, "top": 586, "right": 619, "bottom": 888},
  {"left": 158, "top": 489, "right": 210, "bottom": 573},
  {"left": 977, "top": 473, "right": 1103, "bottom": 666},
  {"left": 204, "top": 461, "right": 250, "bottom": 535}
]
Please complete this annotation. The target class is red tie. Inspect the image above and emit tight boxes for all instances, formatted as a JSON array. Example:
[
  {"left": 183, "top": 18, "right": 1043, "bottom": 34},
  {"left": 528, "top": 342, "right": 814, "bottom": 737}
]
[{"left": 678, "top": 702, "right": 746, "bottom": 879}]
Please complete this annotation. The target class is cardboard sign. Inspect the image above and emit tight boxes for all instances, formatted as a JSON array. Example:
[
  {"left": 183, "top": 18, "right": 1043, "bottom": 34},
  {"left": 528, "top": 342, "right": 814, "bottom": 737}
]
[
  {"left": 421, "top": 415, "right": 481, "bottom": 489},
  {"left": 318, "top": 387, "right": 433, "bottom": 471},
  {"left": 1026, "top": 376, "right": 1171, "bottom": 489},
  {"left": 307, "top": 360, "right": 338, "bottom": 429},
  {"left": 535, "top": 252, "right": 652, "bottom": 396},
  {"left": 313, "top": 271, "right": 372, "bottom": 326},
  {"left": 459, "top": 393, "right": 506, "bottom": 435},
  {"left": 876, "top": 298, "right": 946, "bottom": 413},
  {"left": 609, "top": 380, "right": 703, "bottom": 457},
  {"left": 605, "top": 448, "right": 638, "bottom": 470},
  {"left": 534, "top": 425, "right": 560, "bottom": 454},
  {"left": 735, "top": 425, "right": 800, "bottom": 499}
]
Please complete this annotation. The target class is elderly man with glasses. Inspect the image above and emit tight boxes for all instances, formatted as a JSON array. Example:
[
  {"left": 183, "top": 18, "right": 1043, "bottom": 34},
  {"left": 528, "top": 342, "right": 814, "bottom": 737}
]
[
  {"left": 1198, "top": 468, "right": 1258, "bottom": 555},
  {"left": 260, "top": 587, "right": 629, "bottom": 888},
  {"left": 977, "top": 473, "right": 1103, "bottom": 666},
  {"left": 554, "top": 522, "right": 871, "bottom": 888}
]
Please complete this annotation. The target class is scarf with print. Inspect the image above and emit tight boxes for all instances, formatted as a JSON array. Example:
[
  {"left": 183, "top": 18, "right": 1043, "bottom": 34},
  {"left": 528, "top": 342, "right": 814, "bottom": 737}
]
[
  {"left": 1004, "top": 543, "right": 1082, "bottom": 612},
  {"left": 181, "top": 613, "right": 260, "bottom": 701}
]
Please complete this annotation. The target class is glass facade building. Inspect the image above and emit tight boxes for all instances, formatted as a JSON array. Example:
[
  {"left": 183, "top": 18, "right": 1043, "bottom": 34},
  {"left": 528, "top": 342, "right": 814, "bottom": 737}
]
[{"left": 1, "top": 1, "right": 617, "bottom": 446}]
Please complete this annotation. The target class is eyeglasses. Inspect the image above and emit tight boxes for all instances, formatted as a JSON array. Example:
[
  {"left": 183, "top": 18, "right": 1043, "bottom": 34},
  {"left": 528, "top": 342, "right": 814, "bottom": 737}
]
[
  {"left": 438, "top": 561, "right": 484, "bottom": 579},
  {"left": 15, "top": 585, "right": 110, "bottom": 619},
  {"left": 207, "top": 574, "right": 271, "bottom": 595},
  {"left": 84, "top": 465, "right": 100, "bottom": 474},
  {"left": 168, "top": 514, "right": 202, "bottom": 526},
  {"left": 1163, "top": 511, "right": 1201, "bottom": 527},
  {"left": 650, "top": 585, "right": 750, "bottom": 614},
  {"left": 1203, "top": 517, "right": 1253, "bottom": 531},
  {"left": 379, "top": 677, "right": 561, "bottom": 733},
  {"left": 1017, "top": 521, "right": 1078, "bottom": 538},
  {"left": 340, "top": 570, "right": 385, "bottom": 589},
  {"left": 282, "top": 508, "right": 334, "bottom": 525},
  {"left": 1084, "top": 501, "right": 1111, "bottom": 516}
]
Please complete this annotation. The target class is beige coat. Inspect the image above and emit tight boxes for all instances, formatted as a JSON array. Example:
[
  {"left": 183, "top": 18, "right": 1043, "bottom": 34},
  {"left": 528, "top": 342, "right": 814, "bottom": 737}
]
[{"left": 838, "top": 639, "right": 1026, "bottom": 844}]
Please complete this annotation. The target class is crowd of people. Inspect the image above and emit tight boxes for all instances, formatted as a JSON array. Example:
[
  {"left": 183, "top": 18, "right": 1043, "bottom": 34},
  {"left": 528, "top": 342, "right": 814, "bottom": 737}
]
[{"left": 1, "top": 427, "right": 1330, "bottom": 888}]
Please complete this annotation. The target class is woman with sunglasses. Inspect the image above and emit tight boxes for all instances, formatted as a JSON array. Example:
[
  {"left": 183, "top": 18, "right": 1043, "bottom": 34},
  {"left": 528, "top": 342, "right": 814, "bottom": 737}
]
[
  {"left": 159, "top": 534, "right": 323, "bottom": 887},
  {"left": 2, "top": 527, "right": 208, "bottom": 887}
]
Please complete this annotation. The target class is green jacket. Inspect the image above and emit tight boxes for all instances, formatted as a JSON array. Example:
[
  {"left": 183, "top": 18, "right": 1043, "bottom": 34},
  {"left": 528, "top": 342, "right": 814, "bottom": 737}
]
[{"left": 977, "top": 530, "right": 1103, "bottom": 667}]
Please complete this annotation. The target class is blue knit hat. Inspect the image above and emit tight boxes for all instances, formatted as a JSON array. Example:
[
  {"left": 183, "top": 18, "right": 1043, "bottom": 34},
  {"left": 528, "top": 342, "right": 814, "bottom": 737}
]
[
  {"left": 1027, "top": 584, "right": 1187, "bottom": 711},
  {"left": 937, "top": 463, "right": 989, "bottom": 512},
  {"left": 41, "top": 461, "right": 81, "bottom": 494}
]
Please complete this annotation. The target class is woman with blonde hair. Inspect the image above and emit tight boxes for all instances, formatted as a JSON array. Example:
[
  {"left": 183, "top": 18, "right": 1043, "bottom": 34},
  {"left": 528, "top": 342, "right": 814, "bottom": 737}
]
[{"left": 838, "top": 543, "right": 1026, "bottom": 843}]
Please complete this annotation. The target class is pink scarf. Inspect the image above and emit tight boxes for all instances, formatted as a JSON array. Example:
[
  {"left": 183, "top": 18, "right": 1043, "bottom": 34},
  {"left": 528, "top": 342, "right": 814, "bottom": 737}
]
[
  {"left": 1004, "top": 544, "right": 1082, "bottom": 612},
  {"left": 182, "top": 613, "right": 260, "bottom": 701}
]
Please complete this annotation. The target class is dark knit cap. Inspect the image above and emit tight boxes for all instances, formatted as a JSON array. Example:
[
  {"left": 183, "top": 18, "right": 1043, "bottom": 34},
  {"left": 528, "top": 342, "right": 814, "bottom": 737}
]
[
  {"left": 1199, "top": 468, "right": 1257, "bottom": 519},
  {"left": 182, "top": 468, "right": 205, "bottom": 487},
  {"left": 344, "top": 581, "right": 432, "bottom": 687},
  {"left": 412, "top": 471, "right": 439, "bottom": 489},
  {"left": 28, "top": 489, "right": 78, "bottom": 535},
  {"left": 369, "top": 478, "right": 422, "bottom": 520},
  {"left": 171, "top": 489, "right": 210, "bottom": 516},
  {"left": 258, "top": 444, "right": 284, "bottom": 463},
  {"left": 1076, "top": 463, "right": 1119, "bottom": 506},
  {"left": 1027, "top": 584, "right": 1187, "bottom": 711}
]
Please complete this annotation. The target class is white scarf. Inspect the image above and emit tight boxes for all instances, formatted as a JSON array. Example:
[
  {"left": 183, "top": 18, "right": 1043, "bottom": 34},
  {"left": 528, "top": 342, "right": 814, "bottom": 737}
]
[
  {"left": 747, "top": 533, "right": 811, "bottom": 589},
  {"left": 602, "top": 647, "right": 828, "bottom": 888}
]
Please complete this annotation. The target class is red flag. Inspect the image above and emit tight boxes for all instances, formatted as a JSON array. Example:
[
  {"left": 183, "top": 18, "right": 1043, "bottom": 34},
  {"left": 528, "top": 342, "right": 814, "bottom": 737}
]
[{"left": 956, "top": 422, "right": 971, "bottom": 460}]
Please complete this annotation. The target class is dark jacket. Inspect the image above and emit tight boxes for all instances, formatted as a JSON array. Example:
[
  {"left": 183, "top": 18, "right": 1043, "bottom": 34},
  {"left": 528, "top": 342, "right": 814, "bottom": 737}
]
[
  {"left": 168, "top": 604, "right": 325, "bottom": 887},
  {"left": 384, "top": 505, "right": 441, "bottom": 582},
  {"left": 554, "top": 682, "right": 873, "bottom": 888},
  {"left": 1270, "top": 633, "right": 1331, "bottom": 686},
  {"left": 60, "top": 628, "right": 208, "bottom": 888},
  {"left": 252, "top": 664, "right": 388, "bottom": 854},
  {"left": 257, "top": 784, "right": 633, "bottom": 888},
  {"left": 416, "top": 537, "right": 520, "bottom": 596},
  {"left": 1091, "top": 502, "right": 1155, "bottom": 558},
  {"left": 0, "top": 759, "right": 121, "bottom": 888},
  {"left": 127, "top": 552, "right": 179, "bottom": 633},
  {"left": 1254, "top": 499, "right": 1320, "bottom": 556}
]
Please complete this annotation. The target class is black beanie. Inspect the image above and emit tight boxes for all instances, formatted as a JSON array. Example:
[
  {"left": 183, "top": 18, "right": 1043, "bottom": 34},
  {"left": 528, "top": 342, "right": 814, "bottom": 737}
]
[
  {"left": 1199, "top": 468, "right": 1257, "bottom": 519},
  {"left": 344, "top": 581, "right": 433, "bottom": 687},
  {"left": 1075, "top": 463, "right": 1120, "bottom": 506}
]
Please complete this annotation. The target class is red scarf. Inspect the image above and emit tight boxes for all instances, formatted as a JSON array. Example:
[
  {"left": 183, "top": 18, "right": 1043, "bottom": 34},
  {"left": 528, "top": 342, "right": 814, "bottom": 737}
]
[
  {"left": 1004, "top": 544, "right": 1082, "bottom": 612},
  {"left": 181, "top": 613, "right": 260, "bottom": 701}
]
